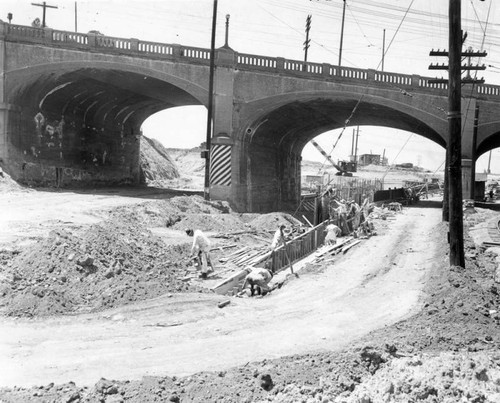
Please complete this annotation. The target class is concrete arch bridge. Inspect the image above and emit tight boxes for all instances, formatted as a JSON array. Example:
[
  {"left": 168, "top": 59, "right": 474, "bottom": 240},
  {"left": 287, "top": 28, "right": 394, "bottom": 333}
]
[{"left": 1, "top": 22, "right": 500, "bottom": 212}]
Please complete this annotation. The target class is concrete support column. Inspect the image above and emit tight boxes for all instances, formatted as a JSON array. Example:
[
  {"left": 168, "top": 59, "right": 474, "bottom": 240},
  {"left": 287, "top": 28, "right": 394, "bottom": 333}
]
[
  {"left": 0, "top": 34, "right": 7, "bottom": 167},
  {"left": 210, "top": 48, "right": 236, "bottom": 205},
  {"left": 0, "top": 106, "right": 9, "bottom": 164},
  {"left": 461, "top": 97, "right": 477, "bottom": 200},
  {"left": 279, "top": 150, "right": 301, "bottom": 211},
  {"left": 0, "top": 104, "right": 21, "bottom": 172},
  {"left": 461, "top": 158, "right": 473, "bottom": 201}
]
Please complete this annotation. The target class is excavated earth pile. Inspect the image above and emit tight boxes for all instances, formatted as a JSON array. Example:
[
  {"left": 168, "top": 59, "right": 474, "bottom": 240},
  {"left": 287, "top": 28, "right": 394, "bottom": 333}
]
[
  {"left": 0, "top": 219, "right": 209, "bottom": 317},
  {"left": 0, "top": 195, "right": 303, "bottom": 318}
]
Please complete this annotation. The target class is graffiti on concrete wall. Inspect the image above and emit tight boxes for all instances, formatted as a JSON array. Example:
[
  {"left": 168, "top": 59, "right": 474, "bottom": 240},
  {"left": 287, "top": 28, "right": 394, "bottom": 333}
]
[{"left": 31, "top": 112, "right": 65, "bottom": 160}]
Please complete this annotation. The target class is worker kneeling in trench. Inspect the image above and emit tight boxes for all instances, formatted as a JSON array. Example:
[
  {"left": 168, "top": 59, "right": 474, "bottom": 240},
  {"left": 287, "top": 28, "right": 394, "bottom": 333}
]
[{"left": 241, "top": 262, "right": 274, "bottom": 297}]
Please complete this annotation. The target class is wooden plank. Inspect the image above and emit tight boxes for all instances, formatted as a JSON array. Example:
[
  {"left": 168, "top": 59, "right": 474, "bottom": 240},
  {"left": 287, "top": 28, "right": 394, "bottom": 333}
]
[
  {"left": 302, "top": 215, "right": 314, "bottom": 227},
  {"left": 211, "top": 269, "right": 248, "bottom": 295},
  {"left": 482, "top": 241, "right": 500, "bottom": 246},
  {"left": 342, "top": 240, "right": 361, "bottom": 254}
]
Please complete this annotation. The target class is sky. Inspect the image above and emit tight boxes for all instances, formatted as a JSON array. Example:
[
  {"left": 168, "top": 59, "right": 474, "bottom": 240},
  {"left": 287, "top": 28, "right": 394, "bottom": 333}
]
[{"left": 2, "top": 0, "right": 500, "bottom": 174}]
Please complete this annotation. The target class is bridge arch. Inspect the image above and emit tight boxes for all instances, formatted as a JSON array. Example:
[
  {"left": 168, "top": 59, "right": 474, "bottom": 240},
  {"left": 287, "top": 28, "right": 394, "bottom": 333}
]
[
  {"left": 4, "top": 61, "right": 208, "bottom": 186},
  {"left": 235, "top": 93, "right": 447, "bottom": 212}
]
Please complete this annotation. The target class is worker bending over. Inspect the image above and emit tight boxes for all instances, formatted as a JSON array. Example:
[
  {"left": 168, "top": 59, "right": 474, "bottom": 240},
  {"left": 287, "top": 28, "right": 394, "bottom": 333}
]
[
  {"left": 324, "top": 220, "right": 341, "bottom": 245},
  {"left": 242, "top": 263, "right": 274, "bottom": 296},
  {"left": 186, "top": 228, "right": 214, "bottom": 278}
]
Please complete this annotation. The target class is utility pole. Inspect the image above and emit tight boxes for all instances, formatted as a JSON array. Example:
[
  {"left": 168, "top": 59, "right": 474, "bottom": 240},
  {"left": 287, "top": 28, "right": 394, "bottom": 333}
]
[
  {"left": 304, "top": 14, "right": 312, "bottom": 68},
  {"left": 31, "top": 2, "right": 58, "bottom": 28},
  {"left": 447, "top": 0, "right": 464, "bottom": 267},
  {"left": 74, "top": 1, "right": 77, "bottom": 32},
  {"left": 204, "top": 0, "right": 218, "bottom": 201},
  {"left": 338, "top": 0, "right": 346, "bottom": 67},
  {"left": 487, "top": 150, "right": 492, "bottom": 174},
  {"left": 382, "top": 29, "right": 386, "bottom": 71},
  {"left": 428, "top": 1, "right": 487, "bottom": 267}
]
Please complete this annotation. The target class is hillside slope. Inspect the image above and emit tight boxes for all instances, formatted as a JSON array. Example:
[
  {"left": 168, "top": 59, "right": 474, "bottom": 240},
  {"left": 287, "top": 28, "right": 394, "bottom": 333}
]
[{"left": 139, "top": 136, "right": 180, "bottom": 186}]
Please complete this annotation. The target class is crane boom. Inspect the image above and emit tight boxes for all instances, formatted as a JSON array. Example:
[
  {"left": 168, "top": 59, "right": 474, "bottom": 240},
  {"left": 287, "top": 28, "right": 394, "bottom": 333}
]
[{"left": 310, "top": 139, "right": 350, "bottom": 175}]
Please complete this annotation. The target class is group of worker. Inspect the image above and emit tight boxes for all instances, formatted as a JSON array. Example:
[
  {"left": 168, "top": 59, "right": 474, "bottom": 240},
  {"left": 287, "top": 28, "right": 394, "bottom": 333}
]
[
  {"left": 328, "top": 197, "right": 373, "bottom": 237},
  {"left": 186, "top": 198, "right": 373, "bottom": 297},
  {"left": 186, "top": 224, "right": 289, "bottom": 296}
]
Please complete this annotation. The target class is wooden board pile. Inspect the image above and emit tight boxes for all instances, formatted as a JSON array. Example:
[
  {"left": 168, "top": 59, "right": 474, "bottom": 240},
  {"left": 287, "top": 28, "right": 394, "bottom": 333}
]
[
  {"left": 312, "top": 236, "right": 362, "bottom": 263},
  {"left": 218, "top": 245, "right": 271, "bottom": 268}
]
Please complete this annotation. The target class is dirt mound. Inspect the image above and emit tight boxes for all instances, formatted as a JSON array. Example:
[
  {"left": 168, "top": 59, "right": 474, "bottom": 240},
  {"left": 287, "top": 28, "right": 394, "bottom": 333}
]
[
  {"left": 0, "top": 168, "right": 27, "bottom": 192},
  {"left": 139, "top": 136, "right": 180, "bottom": 186},
  {"left": 248, "top": 212, "right": 303, "bottom": 232},
  {"left": 0, "top": 220, "right": 208, "bottom": 317},
  {"left": 107, "top": 196, "right": 232, "bottom": 224},
  {"left": 346, "top": 351, "right": 500, "bottom": 402},
  {"left": 171, "top": 213, "right": 249, "bottom": 233},
  {"left": 0, "top": 195, "right": 250, "bottom": 317}
]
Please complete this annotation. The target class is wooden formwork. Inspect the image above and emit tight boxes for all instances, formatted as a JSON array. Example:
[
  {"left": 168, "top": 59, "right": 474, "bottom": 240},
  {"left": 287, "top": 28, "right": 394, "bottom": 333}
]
[{"left": 212, "top": 221, "right": 328, "bottom": 296}]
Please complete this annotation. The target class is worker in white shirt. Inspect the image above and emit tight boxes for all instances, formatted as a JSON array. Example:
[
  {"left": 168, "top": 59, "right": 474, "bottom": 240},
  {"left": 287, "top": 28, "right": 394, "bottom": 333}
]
[
  {"left": 186, "top": 229, "right": 214, "bottom": 278},
  {"left": 324, "top": 220, "right": 341, "bottom": 245},
  {"left": 241, "top": 263, "right": 274, "bottom": 296},
  {"left": 270, "top": 225, "right": 287, "bottom": 250}
]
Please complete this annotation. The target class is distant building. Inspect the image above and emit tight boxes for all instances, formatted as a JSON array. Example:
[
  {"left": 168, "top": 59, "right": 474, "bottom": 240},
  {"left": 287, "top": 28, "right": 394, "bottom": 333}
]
[
  {"left": 395, "top": 162, "right": 414, "bottom": 169},
  {"left": 358, "top": 154, "right": 381, "bottom": 165}
]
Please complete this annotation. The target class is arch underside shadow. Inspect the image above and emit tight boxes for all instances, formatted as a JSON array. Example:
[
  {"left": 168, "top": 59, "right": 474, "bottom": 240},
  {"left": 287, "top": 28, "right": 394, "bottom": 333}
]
[
  {"left": 477, "top": 131, "right": 500, "bottom": 158},
  {"left": 244, "top": 98, "right": 445, "bottom": 212},
  {"left": 5, "top": 65, "right": 204, "bottom": 186},
  {"left": 249, "top": 98, "right": 446, "bottom": 151}
]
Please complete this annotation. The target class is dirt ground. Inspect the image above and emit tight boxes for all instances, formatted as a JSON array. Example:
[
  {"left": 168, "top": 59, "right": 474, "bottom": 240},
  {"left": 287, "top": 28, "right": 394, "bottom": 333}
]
[{"left": 1, "top": 174, "right": 500, "bottom": 402}]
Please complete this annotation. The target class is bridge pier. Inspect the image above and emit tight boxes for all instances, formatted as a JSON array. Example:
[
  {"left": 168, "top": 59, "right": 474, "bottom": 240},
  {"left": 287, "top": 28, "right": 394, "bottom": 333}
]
[
  {"left": 0, "top": 104, "right": 17, "bottom": 168},
  {"left": 460, "top": 97, "right": 477, "bottom": 201}
]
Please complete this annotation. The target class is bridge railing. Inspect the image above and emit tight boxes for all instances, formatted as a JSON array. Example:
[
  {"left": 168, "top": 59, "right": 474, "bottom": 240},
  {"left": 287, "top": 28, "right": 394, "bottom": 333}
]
[
  {"left": 237, "top": 54, "right": 277, "bottom": 69},
  {"left": 3, "top": 21, "right": 500, "bottom": 99},
  {"left": 374, "top": 71, "right": 412, "bottom": 86}
]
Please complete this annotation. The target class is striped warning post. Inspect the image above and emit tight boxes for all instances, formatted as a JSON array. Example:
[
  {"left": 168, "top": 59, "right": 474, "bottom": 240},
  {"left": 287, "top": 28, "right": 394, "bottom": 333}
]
[{"left": 210, "top": 144, "right": 232, "bottom": 186}]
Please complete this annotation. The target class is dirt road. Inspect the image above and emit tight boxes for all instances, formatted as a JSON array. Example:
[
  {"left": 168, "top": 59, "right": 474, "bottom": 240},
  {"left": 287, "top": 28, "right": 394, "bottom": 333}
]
[{"left": 0, "top": 192, "right": 444, "bottom": 388}]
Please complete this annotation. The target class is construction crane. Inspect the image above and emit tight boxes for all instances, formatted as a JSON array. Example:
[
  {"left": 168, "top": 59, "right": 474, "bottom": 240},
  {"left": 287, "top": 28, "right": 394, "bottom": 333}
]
[{"left": 310, "top": 139, "right": 354, "bottom": 176}]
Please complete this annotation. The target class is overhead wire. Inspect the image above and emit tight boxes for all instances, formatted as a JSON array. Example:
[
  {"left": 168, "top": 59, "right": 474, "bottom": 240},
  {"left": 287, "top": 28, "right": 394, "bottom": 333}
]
[
  {"left": 460, "top": 0, "right": 492, "bottom": 149},
  {"left": 316, "top": 0, "right": 416, "bottom": 176}
]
